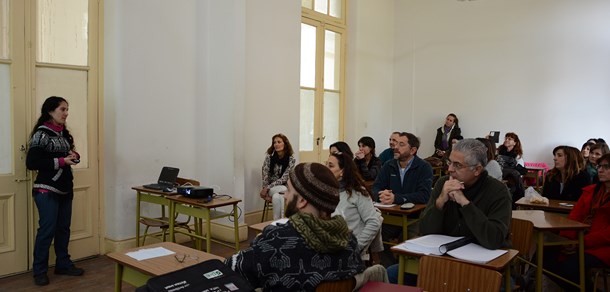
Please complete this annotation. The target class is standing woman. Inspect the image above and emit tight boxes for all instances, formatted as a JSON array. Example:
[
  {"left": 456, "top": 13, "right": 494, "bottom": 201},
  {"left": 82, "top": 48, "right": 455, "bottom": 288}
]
[
  {"left": 543, "top": 146, "right": 590, "bottom": 202},
  {"left": 260, "top": 133, "right": 296, "bottom": 220},
  {"left": 354, "top": 136, "right": 382, "bottom": 181},
  {"left": 327, "top": 152, "right": 382, "bottom": 260},
  {"left": 433, "top": 113, "right": 461, "bottom": 159},
  {"left": 26, "top": 96, "right": 84, "bottom": 286}
]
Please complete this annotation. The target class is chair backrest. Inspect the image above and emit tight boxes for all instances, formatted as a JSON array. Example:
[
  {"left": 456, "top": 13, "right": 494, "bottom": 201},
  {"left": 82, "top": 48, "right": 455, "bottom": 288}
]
[
  {"left": 510, "top": 217, "right": 534, "bottom": 259},
  {"left": 315, "top": 277, "right": 356, "bottom": 292},
  {"left": 176, "top": 177, "right": 200, "bottom": 186},
  {"left": 417, "top": 256, "right": 502, "bottom": 292}
]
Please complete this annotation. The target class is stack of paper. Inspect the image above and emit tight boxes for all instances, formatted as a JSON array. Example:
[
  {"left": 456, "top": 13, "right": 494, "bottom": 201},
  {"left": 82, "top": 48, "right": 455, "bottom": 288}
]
[{"left": 394, "top": 234, "right": 508, "bottom": 264}]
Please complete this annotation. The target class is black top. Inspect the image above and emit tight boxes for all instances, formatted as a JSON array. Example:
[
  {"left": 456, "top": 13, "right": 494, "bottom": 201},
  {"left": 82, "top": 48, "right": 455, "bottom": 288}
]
[
  {"left": 542, "top": 170, "right": 591, "bottom": 201},
  {"left": 26, "top": 126, "right": 74, "bottom": 194}
]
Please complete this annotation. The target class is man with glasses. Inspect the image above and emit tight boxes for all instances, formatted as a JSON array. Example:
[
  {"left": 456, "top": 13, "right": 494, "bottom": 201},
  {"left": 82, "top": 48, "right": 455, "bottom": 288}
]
[{"left": 419, "top": 139, "right": 512, "bottom": 250}]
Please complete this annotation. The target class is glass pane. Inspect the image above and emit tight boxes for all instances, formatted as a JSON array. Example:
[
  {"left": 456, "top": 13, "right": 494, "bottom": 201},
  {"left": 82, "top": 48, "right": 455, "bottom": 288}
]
[
  {"left": 324, "top": 30, "right": 341, "bottom": 90},
  {"left": 0, "top": 64, "right": 11, "bottom": 174},
  {"left": 36, "top": 67, "right": 88, "bottom": 168},
  {"left": 322, "top": 91, "right": 339, "bottom": 149},
  {"left": 37, "top": 0, "right": 88, "bottom": 65},
  {"left": 300, "top": 23, "right": 316, "bottom": 88},
  {"left": 329, "top": 0, "right": 341, "bottom": 18},
  {"left": 301, "top": 0, "right": 313, "bottom": 10},
  {"left": 0, "top": 0, "right": 8, "bottom": 59},
  {"left": 300, "top": 89, "right": 315, "bottom": 151},
  {"left": 314, "top": 0, "right": 328, "bottom": 15}
]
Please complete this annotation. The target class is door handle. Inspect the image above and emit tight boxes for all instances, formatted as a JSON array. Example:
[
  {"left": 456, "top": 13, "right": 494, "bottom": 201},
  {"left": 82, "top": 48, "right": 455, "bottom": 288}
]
[{"left": 15, "top": 178, "right": 31, "bottom": 182}]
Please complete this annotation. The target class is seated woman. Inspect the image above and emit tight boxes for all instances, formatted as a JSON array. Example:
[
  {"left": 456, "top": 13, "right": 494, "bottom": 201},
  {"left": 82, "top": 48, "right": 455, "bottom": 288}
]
[
  {"left": 354, "top": 136, "right": 382, "bottom": 181},
  {"left": 327, "top": 152, "right": 382, "bottom": 261},
  {"left": 433, "top": 113, "right": 461, "bottom": 159},
  {"left": 586, "top": 143, "right": 609, "bottom": 184},
  {"left": 476, "top": 137, "right": 502, "bottom": 180},
  {"left": 329, "top": 141, "right": 354, "bottom": 159},
  {"left": 581, "top": 141, "right": 594, "bottom": 162},
  {"left": 542, "top": 146, "right": 590, "bottom": 202},
  {"left": 497, "top": 132, "right": 525, "bottom": 170},
  {"left": 259, "top": 134, "right": 296, "bottom": 220},
  {"left": 544, "top": 153, "right": 610, "bottom": 291}
]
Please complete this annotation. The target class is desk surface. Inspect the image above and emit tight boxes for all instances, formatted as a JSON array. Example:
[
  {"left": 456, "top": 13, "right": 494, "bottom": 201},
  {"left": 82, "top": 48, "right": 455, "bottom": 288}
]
[
  {"left": 390, "top": 245, "right": 518, "bottom": 271},
  {"left": 360, "top": 281, "right": 423, "bottom": 292},
  {"left": 375, "top": 204, "right": 426, "bottom": 215},
  {"left": 107, "top": 242, "right": 224, "bottom": 277},
  {"left": 515, "top": 198, "right": 575, "bottom": 213},
  {"left": 132, "top": 186, "right": 179, "bottom": 196},
  {"left": 166, "top": 195, "right": 241, "bottom": 208},
  {"left": 512, "top": 210, "right": 589, "bottom": 230}
]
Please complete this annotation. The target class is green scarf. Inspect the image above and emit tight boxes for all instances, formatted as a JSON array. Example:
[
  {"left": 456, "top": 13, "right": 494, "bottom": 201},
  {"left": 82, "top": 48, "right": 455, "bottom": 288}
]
[{"left": 290, "top": 212, "right": 351, "bottom": 253}]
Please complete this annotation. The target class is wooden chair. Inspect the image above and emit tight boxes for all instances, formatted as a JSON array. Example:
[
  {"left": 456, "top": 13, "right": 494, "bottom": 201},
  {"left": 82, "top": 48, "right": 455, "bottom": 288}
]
[
  {"left": 417, "top": 256, "right": 503, "bottom": 292},
  {"left": 261, "top": 200, "right": 273, "bottom": 222},
  {"left": 139, "top": 177, "right": 197, "bottom": 245},
  {"left": 510, "top": 218, "right": 534, "bottom": 290}
]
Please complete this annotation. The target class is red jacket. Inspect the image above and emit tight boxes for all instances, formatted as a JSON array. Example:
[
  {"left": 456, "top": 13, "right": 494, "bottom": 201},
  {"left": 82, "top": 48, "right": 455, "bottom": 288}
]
[{"left": 560, "top": 184, "right": 610, "bottom": 266}]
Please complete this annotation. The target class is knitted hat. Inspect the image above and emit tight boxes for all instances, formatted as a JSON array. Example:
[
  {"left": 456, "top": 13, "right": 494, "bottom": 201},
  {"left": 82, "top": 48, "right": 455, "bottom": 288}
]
[{"left": 289, "top": 162, "right": 340, "bottom": 214}]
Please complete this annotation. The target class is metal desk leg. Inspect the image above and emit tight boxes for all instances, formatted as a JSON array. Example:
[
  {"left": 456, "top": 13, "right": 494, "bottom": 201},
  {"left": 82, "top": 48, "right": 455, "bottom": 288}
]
[
  {"left": 398, "top": 255, "right": 405, "bottom": 285},
  {"left": 579, "top": 231, "right": 585, "bottom": 292},
  {"left": 402, "top": 215, "right": 408, "bottom": 240},
  {"left": 505, "top": 265, "right": 512, "bottom": 292},
  {"left": 206, "top": 209, "right": 212, "bottom": 252},
  {"left": 136, "top": 192, "right": 141, "bottom": 247},
  {"left": 536, "top": 232, "right": 544, "bottom": 292},
  {"left": 233, "top": 204, "right": 240, "bottom": 251},
  {"left": 114, "top": 263, "right": 123, "bottom": 292},
  {"left": 168, "top": 201, "right": 176, "bottom": 243}
]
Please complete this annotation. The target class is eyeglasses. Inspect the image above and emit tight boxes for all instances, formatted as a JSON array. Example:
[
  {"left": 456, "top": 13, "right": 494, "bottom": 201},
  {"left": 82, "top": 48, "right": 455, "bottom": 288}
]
[
  {"left": 446, "top": 159, "right": 471, "bottom": 170},
  {"left": 597, "top": 164, "right": 610, "bottom": 171}
]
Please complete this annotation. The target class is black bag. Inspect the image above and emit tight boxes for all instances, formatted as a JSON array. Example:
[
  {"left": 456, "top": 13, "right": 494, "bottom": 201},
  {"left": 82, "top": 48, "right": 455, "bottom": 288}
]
[{"left": 138, "top": 259, "right": 254, "bottom": 292}]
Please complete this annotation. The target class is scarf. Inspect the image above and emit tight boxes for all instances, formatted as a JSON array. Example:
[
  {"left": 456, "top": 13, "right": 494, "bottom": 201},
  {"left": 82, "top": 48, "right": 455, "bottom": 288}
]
[
  {"left": 290, "top": 212, "right": 350, "bottom": 253},
  {"left": 269, "top": 151, "right": 290, "bottom": 178}
]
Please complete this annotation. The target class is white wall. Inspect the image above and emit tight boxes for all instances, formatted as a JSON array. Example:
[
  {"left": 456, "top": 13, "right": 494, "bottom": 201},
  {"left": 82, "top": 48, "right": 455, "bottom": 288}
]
[
  {"left": 104, "top": 0, "right": 300, "bottom": 240},
  {"left": 392, "top": 0, "right": 610, "bottom": 165}
]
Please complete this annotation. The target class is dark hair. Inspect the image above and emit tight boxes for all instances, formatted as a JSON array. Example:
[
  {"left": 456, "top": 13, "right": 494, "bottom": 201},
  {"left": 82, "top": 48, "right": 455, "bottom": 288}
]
[
  {"left": 30, "top": 96, "right": 75, "bottom": 150},
  {"left": 266, "top": 133, "right": 294, "bottom": 157},
  {"left": 357, "top": 136, "right": 377, "bottom": 157},
  {"left": 329, "top": 141, "right": 354, "bottom": 159},
  {"left": 329, "top": 152, "right": 369, "bottom": 197},
  {"left": 582, "top": 141, "right": 595, "bottom": 152},
  {"left": 476, "top": 137, "right": 496, "bottom": 162},
  {"left": 399, "top": 132, "right": 420, "bottom": 150},
  {"left": 590, "top": 143, "right": 610, "bottom": 155},
  {"left": 547, "top": 145, "right": 584, "bottom": 183},
  {"left": 447, "top": 113, "right": 459, "bottom": 128},
  {"left": 498, "top": 132, "right": 523, "bottom": 158},
  {"left": 598, "top": 153, "right": 610, "bottom": 166}
]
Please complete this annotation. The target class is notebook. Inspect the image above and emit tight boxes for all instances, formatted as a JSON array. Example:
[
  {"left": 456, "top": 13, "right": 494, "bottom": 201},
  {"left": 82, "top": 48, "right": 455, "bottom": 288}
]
[
  {"left": 139, "top": 259, "right": 254, "bottom": 292},
  {"left": 143, "top": 166, "right": 179, "bottom": 190}
]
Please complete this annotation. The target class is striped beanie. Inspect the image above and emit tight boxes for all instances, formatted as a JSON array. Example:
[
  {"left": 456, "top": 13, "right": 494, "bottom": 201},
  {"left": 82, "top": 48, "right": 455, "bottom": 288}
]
[{"left": 289, "top": 162, "right": 340, "bottom": 214}]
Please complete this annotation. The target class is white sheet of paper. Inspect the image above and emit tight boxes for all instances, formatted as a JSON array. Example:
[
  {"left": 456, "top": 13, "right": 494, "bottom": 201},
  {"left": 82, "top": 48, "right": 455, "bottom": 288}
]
[
  {"left": 374, "top": 202, "right": 396, "bottom": 208},
  {"left": 125, "top": 247, "right": 175, "bottom": 261}
]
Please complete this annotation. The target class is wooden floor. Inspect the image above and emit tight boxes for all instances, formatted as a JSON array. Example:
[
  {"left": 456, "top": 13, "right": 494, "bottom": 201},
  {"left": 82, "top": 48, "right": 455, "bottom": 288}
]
[{"left": 0, "top": 231, "right": 257, "bottom": 292}]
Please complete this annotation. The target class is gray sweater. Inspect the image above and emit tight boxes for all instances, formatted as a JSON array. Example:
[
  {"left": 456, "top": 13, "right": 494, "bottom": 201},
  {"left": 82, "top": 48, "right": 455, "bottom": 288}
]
[{"left": 332, "top": 189, "right": 382, "bottom": 252}]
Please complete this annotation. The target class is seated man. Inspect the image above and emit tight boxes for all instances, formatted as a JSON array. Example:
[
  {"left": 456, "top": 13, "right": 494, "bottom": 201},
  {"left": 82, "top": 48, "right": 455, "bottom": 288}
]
[
  {"left": 226, "top": 163, "right": 364, "bottom": 291},
  {"left": 388, "top": 139, "right": 512, "bottom": 283},
  {"left": 378, "top": 132, "right": 400, "bottom": 166}
]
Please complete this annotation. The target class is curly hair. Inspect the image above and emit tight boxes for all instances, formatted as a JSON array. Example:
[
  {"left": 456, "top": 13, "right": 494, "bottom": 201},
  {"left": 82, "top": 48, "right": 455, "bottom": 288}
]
[{"left": 266, "top": 133, "right": 294, "bottom": 157}]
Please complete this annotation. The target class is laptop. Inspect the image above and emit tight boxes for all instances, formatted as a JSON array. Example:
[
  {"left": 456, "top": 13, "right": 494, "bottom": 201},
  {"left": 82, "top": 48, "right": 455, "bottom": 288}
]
[{"left": 143, "top": 166, "right": 179, "bottom": 190}]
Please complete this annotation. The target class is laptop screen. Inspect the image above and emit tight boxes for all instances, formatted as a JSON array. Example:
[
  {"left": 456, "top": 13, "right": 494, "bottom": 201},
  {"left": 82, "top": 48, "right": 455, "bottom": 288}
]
[{"left": 158, "top": 166, "right": 179, "bottom": 185}]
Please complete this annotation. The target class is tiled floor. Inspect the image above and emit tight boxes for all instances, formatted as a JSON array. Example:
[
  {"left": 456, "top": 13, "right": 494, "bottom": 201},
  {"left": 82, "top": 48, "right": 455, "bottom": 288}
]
[{"left": 0, "top": 231, "right": 256, "bottom": 292}]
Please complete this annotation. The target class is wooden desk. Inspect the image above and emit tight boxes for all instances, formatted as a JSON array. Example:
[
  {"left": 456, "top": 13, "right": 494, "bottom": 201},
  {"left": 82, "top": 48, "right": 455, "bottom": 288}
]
[
  {"left": 132, "top": 186, "right": 179, "bottom": 247},
  {"left": 167, "top": 195, "right": 241, "bottom": 253},
  {"left": 107, "top": 242, "right": 223, "bottom": 292},
  {"left": 515, "top": 197, "right": 575, "bottom": 214},
  {"left": 249, "top": 220, "right": 274, "bottom": 234},
  {"left": 390, "top": 245, "right": 518, "bottom": 291},
  {"left": 359, "top": 281, "right": 423, "bottom": 292},
  {"left": 512, "top": 210, "right": 589, "bottom": 292},
  {"left": 375, "top": 204, "right": 426, "bottom": 242}
]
